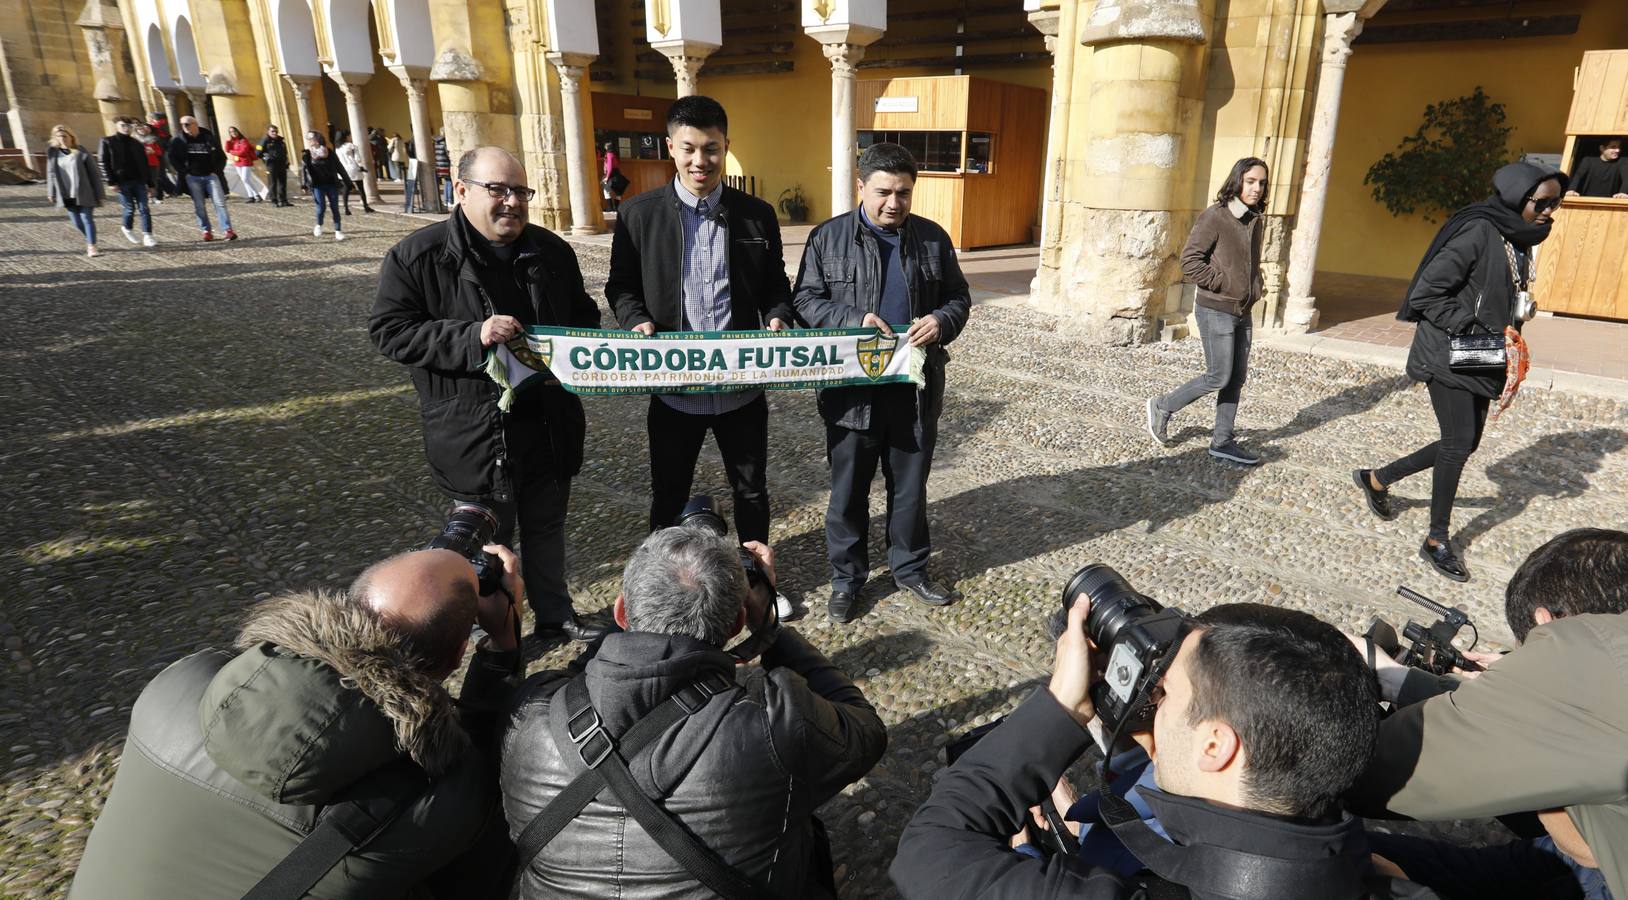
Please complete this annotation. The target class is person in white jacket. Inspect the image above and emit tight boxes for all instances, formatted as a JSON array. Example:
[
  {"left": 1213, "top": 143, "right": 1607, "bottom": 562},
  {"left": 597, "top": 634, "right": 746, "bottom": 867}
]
[{"left": 333, "top": 130, "right": 375, "bottom": 215}]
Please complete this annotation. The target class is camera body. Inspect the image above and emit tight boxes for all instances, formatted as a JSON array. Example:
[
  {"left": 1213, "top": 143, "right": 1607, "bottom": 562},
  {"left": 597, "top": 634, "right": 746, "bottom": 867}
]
[
  {"left": 1365, "top": 586, "right": 1482, "bottom": 677},
  {"left": 1064, "top": 564, "right": 1190, "bottom": 735},
  {"left": 676, "top": 495, "right": 771, "bottom": 590},
  {"left": 425, "top": 502, "right": 505, "bottom": 596}
]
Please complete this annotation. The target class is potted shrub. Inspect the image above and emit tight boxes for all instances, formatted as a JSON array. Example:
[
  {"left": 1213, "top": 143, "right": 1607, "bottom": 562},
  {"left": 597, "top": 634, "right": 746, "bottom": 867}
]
[{"left": 778, "top": 186, "right": 809, "bottom": 224}]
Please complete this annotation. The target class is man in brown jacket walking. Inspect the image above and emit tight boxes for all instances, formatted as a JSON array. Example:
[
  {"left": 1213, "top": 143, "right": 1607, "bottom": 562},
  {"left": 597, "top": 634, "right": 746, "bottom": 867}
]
[
  {"left": 1146, "top": 157, "right": 1268, "bottom": 465},
  {"left": 1349, "top": 528, "right": 1628, "bottom": 899}
]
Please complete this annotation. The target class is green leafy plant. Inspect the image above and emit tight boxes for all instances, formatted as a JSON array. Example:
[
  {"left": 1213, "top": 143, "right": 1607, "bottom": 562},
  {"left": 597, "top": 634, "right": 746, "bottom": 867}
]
[
  {"left": 778, "top": 186, "right": 809, "bottom": 223},
  {"left": 1364, "top": 87, "right": 1518, "bottom": 223}
]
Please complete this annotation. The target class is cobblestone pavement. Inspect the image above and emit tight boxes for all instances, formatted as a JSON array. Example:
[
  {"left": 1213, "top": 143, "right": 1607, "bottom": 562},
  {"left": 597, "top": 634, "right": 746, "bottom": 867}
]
[{"left": 3, "top": 185, "right": 1626, "bottom": 897}]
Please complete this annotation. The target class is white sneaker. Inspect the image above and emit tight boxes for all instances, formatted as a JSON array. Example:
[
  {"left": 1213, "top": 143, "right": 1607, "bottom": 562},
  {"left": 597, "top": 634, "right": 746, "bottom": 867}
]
[
  {"left": 313, "top": 224, "right": 323, "bottom": 237},
  {"left": 334, "top": 230, "right": 346, "bottom": 241},
  {"left": 775, "top": 591, "right": 805, "bottom": 622},
  {"left": 142, "top": 233, "right": 157, "bottom": 247},
  {"left": 86, "top": 244, "right": 99, "bottom": 257},
  {"left": 120, "top": 226, "right": 139, "bottom": 245}
]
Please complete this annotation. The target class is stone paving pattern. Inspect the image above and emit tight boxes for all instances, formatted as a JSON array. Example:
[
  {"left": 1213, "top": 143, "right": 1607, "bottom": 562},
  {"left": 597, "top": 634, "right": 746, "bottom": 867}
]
[{"left": 2, "top": 185, "right": 1626, "bottom": 897}]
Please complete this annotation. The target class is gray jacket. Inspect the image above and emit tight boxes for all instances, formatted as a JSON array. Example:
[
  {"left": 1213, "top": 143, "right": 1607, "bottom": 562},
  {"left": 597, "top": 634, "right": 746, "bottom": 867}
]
[
  {"left": 46, "top": 146, "right": 105, "bottom": 209},
  {"left": 499, "top": 628, "right": 887, "bottom": 898},
  {"left": 791, "top": 208, "right": 971, "bottom": 432}
]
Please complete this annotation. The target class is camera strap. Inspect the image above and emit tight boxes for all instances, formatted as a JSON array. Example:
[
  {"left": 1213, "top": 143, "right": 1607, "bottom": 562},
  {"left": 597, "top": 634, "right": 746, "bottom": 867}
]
[
  {"left": 514, "top": 671, "right": 770, "bottom": 900},
  {"left": 1097, "top": 791, "right": 1366, "bottom": 900}
]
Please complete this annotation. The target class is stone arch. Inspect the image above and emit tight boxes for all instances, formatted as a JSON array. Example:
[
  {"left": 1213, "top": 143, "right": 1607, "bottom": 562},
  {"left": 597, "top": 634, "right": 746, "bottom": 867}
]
[
  {"left": 386, "top": 0, "right": 434, "bottom": 68},
  {"left": 169, "top": 14, "right": 205, "bottom": 89},
  {"left": 145, "top": 22, "right": 176, "bottom": 88},
  {"left": 273, "top": 0, "right": 323, "bottom": 77},
  {"left": 324, "top": 0, "right": 375, "bottom": 74}
]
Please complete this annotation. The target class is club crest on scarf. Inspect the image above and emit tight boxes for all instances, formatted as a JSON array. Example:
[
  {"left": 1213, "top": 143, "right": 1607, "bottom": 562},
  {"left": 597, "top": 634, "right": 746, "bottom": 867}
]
[
  {"left": 506, "top": 336, "right": 553, "bottom": 371},
  {"left": 856, "top": 334, "right": 898, "bottom": 381}
]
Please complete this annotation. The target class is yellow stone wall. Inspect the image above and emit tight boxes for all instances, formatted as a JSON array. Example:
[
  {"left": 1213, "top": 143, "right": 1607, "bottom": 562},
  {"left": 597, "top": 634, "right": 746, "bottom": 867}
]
[
  {"left": 1318, "top": 0, "right": 1628, "bottom": 279},
  {"left": 0, "top": 0, "right": 113, "bottom": 158}
]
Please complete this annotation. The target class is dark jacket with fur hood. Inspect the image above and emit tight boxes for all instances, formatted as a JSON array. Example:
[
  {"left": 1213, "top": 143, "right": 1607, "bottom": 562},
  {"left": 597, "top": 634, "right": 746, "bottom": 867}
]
[{"left": 70, "top": 590, "right": 519, "bottom": 900}]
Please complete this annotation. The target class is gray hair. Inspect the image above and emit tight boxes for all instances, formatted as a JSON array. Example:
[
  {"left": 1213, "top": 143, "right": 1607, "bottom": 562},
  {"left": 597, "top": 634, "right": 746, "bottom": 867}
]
[{"left": 622, "top": 527, "right": 747, "bottom": 645}]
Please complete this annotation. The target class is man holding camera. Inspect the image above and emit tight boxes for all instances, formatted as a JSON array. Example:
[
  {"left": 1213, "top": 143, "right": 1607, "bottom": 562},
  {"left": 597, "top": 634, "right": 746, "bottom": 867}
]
[
  {"left": 372, "top": 145, "right": 605, "bottom": 644},
  {"left": 892, "top": 595, "right": 1434, "bottom": 899},
  {"left": 1350, "top": 528, "right": 1628, "bottom": 900},
  {"left": 71, "top": 545, "right": 525, "bottom": 898},
  {"left": 499, "top": 526, "right": 887, "bottom": 898}
]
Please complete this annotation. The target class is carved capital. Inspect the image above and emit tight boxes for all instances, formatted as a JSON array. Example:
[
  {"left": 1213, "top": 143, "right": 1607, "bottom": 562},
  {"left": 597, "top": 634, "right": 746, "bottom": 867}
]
[
  {"left": 1080, "top": 0, "right": 1206, "bottom": 46},
  {"left": 822, "top": 42, "right": 867, "bottom": 77},
  {"left": 1321, "top": 12, "right": 1364, "bottom": 68},
  {"left": 1027, "top": 9, "right": 1061, "bottom": 54},
  {"left": 284, "top": 74, "right": 317, "bottom": 100},
  {"left": 205, "top": 72, "right": 240, "bottom": 96},
  {"left": 429, "top": 48, "right": 484, "bottom": 82},
  {"left": 546, "top": 51, "right": 595, "bottom": 94}
]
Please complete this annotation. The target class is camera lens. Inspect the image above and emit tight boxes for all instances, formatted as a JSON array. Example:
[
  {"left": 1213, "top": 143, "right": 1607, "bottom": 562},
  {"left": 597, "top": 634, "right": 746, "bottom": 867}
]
[
  {"left": 1063, "top": 564, "right": 1162, "bottom": 649},
  {"left": 676, "top": 495, "right": 729, "bottom": 537},
  {"left": 426, "top": 503, "right": 499, "bottom": 557}
]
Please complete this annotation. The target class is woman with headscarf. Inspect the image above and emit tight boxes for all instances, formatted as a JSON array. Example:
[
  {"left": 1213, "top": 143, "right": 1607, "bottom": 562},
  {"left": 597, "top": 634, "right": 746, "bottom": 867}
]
[
  {"left": 302, "top": 131, "right": 345, "bottom": 241},
  {"left": 1355, "top": 162, "right": 1566, "bottom": 582},
  {"left": 45, "top": 124, "right": 106, "bottom": 257}
]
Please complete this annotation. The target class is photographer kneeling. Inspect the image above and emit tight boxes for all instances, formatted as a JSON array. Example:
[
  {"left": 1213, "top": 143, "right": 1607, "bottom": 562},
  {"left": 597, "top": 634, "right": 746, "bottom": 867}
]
[
  {"left": 499, "top": 525, "right": 887, "bottom": 898},
  {"left": 892, "top": 587, "right": 1437, "bottom": 899},
  {"left": 71, "top": 545, "right": 526, "bottom": 899}
]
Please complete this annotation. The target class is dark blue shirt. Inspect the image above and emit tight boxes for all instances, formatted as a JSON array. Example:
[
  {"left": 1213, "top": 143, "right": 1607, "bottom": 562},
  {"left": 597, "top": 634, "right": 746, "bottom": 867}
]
[{"left": 860, "top": 206, "right": 911, "bottom": 326}]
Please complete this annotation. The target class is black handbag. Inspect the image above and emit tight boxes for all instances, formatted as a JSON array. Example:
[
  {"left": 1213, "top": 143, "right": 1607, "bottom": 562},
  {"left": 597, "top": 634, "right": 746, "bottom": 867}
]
[{"left": 1447, "top": 240, "right": 1525, "bottom": 373}]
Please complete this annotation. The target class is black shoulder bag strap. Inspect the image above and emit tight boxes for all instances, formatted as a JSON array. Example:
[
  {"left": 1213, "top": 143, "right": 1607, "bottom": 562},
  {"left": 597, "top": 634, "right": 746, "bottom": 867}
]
[
  {"left": 514, "top": 671, "right": 769, "bottom": 900},
  {"left": 1098, "top": 791, "right": 1366, "bottom": 900},
  {"left": 241, "top": 761, "right": 429, "bottom": 900}
]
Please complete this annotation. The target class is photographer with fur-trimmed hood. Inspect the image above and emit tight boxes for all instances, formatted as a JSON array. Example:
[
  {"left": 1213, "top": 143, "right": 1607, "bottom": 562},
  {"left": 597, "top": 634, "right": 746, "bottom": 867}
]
[{"left": 70, "top": 546, "right": 526, "bottom": 899}]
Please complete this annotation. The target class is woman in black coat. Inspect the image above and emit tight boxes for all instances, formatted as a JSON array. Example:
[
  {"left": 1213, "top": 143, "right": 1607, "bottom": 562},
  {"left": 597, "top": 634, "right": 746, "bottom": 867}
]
[{"left": 1355, "top": 162, "right": 1566, "bottom": 582}]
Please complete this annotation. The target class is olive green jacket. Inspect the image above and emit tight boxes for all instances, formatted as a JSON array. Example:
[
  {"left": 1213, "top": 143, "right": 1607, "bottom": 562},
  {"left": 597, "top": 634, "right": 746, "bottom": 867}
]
[
  {"left": 1350, "top": 614, "right": 1628, "bottom": 897},
  {"left": 69, "top": 590, "right": 518, "bottom": 899}
]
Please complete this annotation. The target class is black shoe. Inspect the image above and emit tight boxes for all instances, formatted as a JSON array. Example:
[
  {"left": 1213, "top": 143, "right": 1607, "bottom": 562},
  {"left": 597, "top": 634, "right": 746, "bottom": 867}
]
[
  {"left": 534, "top": 615, "right": 608, "bottom": 643},
  {"left": 828, "top": 590, "right": 858, "bottom": 623},
  {"left": 1353, "top": 469, "right": 1393, "bottom": 520},
  {"left": 897, "top": 578, "right": 956, "bottom": 607},
  {"left": 1420, "top": 539, "right": 1470, "bottom": 583},
  {"left": 1208, "top": 440, "right": 1261, "bottom": 466}
]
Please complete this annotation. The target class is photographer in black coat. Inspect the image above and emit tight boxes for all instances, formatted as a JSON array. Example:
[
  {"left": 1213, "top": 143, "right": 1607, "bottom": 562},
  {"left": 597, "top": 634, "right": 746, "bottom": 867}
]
[
  {"left": 1355, "top": 162, "right": 1567, "bottom": 583},
  {"left": 892, "top": 599, "right": 1437, "bottom": 900},
  {"left": 370, "top": 146, "right": 604, "bottom": 645}
]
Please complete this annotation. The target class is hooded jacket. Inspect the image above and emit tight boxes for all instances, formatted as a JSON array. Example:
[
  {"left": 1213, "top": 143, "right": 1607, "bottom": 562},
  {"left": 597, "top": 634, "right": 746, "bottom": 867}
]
[
  {"left": 499, "top": 628, "right": 887, "bottom": 898},
  {"left": 1397, "top": 161, "right": 1567, "bottom": 398},
  {"left": 69, "top": 590, "right": 519, "bottom": 900},
  {"left": 370, "top": 209, "right": 600, "bottom": 502},
  {"left": 891, "top": 691, "right": 1439, "bottom": 900}
]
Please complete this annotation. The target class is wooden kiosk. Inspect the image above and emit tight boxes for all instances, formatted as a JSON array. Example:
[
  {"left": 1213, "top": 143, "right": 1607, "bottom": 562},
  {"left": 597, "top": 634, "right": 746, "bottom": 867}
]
[
  {"left": 856, "top": 76, "right": 1047, "bottom": 249},
  {"left": 590, "top": 92, "right": 675, "bottom": 201},
  {"left": 1535, "top": 49, "right": 1628, "bottom": 321}
]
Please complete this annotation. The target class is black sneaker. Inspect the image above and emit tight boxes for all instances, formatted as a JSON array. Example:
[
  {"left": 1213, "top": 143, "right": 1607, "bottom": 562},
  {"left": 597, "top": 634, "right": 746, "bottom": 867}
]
[
  {"left": 1145, "top": 397, "right": 1171, "bottom": 445},
  {"left": 1208, "top": 440, "right": 1261, "bottom": 466},
  {"left": 1420, "top": 539, "right": 1470, "bottom": 583},
  {"left": 1353, "top": 469, "right": 1393, "bottom": 520}
]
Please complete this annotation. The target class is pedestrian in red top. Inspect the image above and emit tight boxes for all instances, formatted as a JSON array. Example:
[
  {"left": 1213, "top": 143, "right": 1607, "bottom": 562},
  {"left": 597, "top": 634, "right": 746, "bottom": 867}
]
[{"left": 224, "top": 126, "right": 269, "bottom": 202}]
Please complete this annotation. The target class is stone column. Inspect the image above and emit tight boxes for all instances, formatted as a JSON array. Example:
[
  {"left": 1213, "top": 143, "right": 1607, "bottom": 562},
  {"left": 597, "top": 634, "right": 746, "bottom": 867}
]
[
  {"left": 76, "top": 0, "right": 141, "bottom": 128},
  {"left": 284, "top": 75, "right": 317, "bottom": 146},
  {"left": 1283, "top": 12, "right": 1364, "bottom": 334},
  {"left": 546, "top": 52, "right": 599, "bottom": 235},
  {"left": 184, "top": 89, "right": 210, "bottom": 131},
  {"left": 392, "top": 66, "right": 437, "bottom": 213},
  {"left": 159, "top": 89, "right": 183, "bottom": 133},
  {"left": 331, "top": 72, "right": 381, "bottom": 204},
  {"left": 1027, "top": 5, "right": 1063, "bottom": 266},
  {"left": 821, "top": 42, "right": 868, "bottom": 216},
  {"left": 653, "top": 43, "right": 714, "bottom": 97}
]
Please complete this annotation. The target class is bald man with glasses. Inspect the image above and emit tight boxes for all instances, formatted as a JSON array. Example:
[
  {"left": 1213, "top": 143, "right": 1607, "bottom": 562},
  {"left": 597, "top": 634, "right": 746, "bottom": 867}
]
[{"left": 371, "top": 146, "right": 607, "bottom": 645}]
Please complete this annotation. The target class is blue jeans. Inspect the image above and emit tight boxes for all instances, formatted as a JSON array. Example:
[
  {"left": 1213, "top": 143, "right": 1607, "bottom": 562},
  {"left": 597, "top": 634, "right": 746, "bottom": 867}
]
[
  {"left": 1157, "top": 304, "right": 1253, "bottom": 447},
  {"left": 65, "top": 206, "right": 96, "bottom": 244},
  {"left": 118, "top": 180, "right": 152, "bottom": 233},
  {"left": 185, "top": 173, "right": 232, "bottom": 232},
  {"left": 441, "top": 174, "right": 453, "bottom": 206},
  {"left": 311, "top": 185, "right": 341, "bottom": 229}
]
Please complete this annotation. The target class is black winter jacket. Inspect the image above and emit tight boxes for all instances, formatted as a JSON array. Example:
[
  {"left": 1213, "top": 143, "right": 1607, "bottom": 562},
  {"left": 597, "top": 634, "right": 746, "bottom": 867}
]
[
  {"left": 167, "top": 126, "right": 226, "bottom": 178},
  {"left": 606, "top": 180, "right": 796, "bottom": 333},
  {"left": 499, "top": 628, "right": 887, "bottom": 898},
  {"left": 302, "top": 149, "right": 343, "bottom": 188},
  {"left": 791, "top": 208, "right": 971, "bottom": 432},
  {"left": 99, "top": 132, "right": 150, "bottom": 185},
  {"left": 370, "top": 209, "right": 600, "bottom": 502},
  {"left": 891, "top": 691, "right": 1439, "bottom": 900},
  {"left": 1401, "top": 218, "right": 1529, "bottom": 398},
  {"left": 260, "top": 134, "right": 289, "bottom": 168}
]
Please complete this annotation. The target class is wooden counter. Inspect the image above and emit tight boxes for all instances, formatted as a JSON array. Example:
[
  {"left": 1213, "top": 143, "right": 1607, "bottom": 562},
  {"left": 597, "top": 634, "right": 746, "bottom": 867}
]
[
  {"left": 617, "top": 159, "right": 672, "bottom": 200},
  {"left": 1535, "top": 197, "right": 1628, "bottom": 319}
]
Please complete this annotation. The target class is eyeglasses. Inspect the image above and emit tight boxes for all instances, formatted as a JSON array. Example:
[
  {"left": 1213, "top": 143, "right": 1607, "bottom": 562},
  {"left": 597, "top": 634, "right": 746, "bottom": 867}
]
[
  {"left": 1529, "top": 196, "right": 1562, "bottom": 213},
  {"left": 464, "top": 179, "right": 536, "bottom": 202}
]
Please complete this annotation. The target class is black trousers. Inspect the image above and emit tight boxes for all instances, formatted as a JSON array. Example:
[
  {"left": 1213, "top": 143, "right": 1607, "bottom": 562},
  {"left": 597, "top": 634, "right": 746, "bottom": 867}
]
[
  {"left": 485, "top": 424, "right": 574, "bottom": 625},
  {"left": 826, "top": 384, "right": 938, "bottom": 592},
  {"left": 646, "top": 395, "right": 770, "bottom": 544},
  {"left": 1376, "top": 380, "right": 1491, "bottom": 542},
  {"left": 266, "top": 165, "right": 288, "bottom": 204}
]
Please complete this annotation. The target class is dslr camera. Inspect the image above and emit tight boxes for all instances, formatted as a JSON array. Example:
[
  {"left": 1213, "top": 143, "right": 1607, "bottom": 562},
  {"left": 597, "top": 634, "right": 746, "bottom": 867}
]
[
  {"left": 1063, "top": 564, "right": 1191, "bottom": 736},
  {"left": 676, "top": 495, "right": 773, "bottom": 592},
  {"left": 424, "top": 502, "right": 505, "bottom": 596}
]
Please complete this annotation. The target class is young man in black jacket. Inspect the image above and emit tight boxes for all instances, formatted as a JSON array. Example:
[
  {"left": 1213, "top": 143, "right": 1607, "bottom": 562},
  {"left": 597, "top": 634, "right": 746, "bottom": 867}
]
[
  {"left": 605, "top": 96, "right": 796, "bottom": 606},
  {"left": 370, "top": 146, "right": 605, "bottom": 645},
  {"left": 99, "top": 116, "right": 156, "bottom": 247},
  {"left": 892, "top": 599, "right": 1438, "bottom": 900},
  {"left": 791, "top": 142, "right": 971, "bottom": 623},
  {"left": 260, "top": 124, "right": 291, "bottom": 207},
  {"left": 167, "top": 115, "right": 237, "bottom": 241}
]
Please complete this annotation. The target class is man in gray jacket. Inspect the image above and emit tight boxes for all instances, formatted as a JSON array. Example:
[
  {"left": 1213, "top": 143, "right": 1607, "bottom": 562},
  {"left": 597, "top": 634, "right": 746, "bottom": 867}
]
[
  {"left": 1350, "top": 528, "right": 1628, "bottom": 899},
  {"left": 499, "top": 526, "right": 887, "bottom": 898}
]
